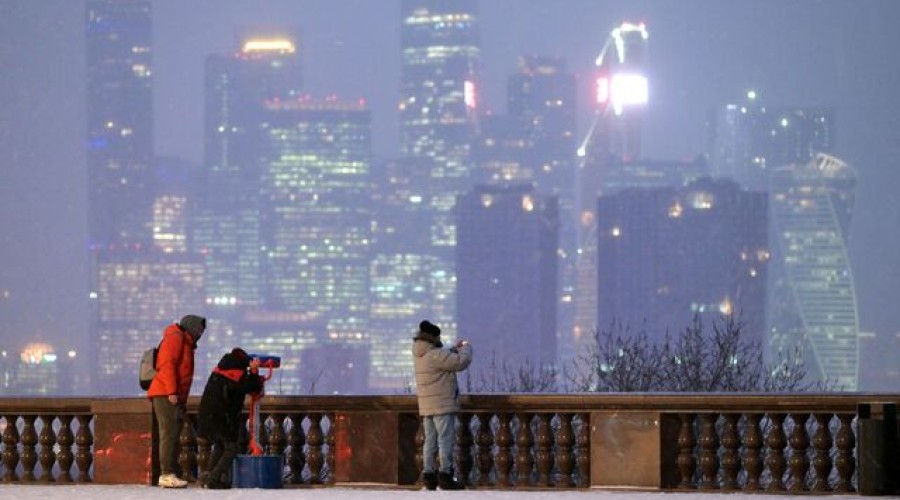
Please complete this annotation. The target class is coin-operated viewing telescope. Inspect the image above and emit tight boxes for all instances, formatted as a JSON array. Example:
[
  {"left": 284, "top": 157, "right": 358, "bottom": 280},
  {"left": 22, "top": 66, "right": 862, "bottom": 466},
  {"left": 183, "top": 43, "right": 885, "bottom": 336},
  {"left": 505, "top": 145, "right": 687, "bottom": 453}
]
[{"left": 233, "top": 354, "right": 282, "bottom": 488}]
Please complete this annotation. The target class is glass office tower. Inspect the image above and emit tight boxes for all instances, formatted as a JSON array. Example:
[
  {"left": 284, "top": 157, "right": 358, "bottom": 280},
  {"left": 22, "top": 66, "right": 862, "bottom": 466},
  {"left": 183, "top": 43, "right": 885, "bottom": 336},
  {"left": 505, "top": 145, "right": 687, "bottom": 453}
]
[
  {"left": 575, "top": 22, "right": 650, "bottom": 348},
  {"left": 396, "top": 0, "right": 481, "bottom": 340},
  {"left": 768, "top": 153, "right": 859, "bottom": 389},
  {"left": 259, "top": 99, "right": 372, "bottom": 393}
]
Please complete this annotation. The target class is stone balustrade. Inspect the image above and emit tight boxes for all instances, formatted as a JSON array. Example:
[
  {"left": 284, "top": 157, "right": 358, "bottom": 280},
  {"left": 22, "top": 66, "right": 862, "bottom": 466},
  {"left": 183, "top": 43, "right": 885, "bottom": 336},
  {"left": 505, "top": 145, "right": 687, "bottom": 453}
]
[{"left": 0, "top": 393, "right": 897, "bottom": 494}]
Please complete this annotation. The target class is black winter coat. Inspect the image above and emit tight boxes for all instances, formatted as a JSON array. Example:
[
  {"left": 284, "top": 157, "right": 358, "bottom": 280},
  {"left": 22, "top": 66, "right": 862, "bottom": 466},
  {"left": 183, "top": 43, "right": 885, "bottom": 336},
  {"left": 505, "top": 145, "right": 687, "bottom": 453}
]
[{"left": 197, "top": 352, "right": 264, "bottom": 442}]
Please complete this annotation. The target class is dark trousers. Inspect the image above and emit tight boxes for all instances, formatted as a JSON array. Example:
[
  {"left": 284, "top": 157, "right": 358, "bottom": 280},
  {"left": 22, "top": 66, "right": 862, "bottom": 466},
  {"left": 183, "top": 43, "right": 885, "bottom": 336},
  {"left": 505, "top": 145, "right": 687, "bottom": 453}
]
[
  {"left": 207, "top": 439, "right": 239, "bottom": 483},
  {"left": 151, "top": 396, "right": 181, "bottom": 476}
]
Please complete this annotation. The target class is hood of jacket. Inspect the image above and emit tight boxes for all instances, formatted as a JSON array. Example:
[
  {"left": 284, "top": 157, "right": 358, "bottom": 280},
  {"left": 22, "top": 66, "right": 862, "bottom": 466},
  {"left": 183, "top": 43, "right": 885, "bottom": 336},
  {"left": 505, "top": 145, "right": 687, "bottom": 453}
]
[{"left": 412, "top": 331, "right": 442, "bottom": 352}]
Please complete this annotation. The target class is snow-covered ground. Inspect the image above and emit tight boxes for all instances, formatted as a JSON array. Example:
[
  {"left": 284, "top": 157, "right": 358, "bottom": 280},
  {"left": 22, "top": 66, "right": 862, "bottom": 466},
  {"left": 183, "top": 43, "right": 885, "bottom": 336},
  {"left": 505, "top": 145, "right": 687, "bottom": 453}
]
[{"left": 0, "top": 484, "right": 864, "bottom": 500}]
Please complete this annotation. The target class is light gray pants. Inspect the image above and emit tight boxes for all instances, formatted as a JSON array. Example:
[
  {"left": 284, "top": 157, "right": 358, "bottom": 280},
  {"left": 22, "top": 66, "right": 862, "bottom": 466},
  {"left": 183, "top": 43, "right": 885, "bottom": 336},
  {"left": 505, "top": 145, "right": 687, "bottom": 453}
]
[
  {"left": 423, "top": 413, "right": 456, "bottom": 474},
  {"left": 152, "top": 396, "right": 182, "bottom": 475}
]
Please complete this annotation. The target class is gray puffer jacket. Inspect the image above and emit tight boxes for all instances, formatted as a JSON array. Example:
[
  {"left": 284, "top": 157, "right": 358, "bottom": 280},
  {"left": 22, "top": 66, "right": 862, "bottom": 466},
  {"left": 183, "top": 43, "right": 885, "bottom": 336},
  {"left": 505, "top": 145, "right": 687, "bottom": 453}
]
[{"left": 412, "top": 334, "right": 473, "bottom": 416}]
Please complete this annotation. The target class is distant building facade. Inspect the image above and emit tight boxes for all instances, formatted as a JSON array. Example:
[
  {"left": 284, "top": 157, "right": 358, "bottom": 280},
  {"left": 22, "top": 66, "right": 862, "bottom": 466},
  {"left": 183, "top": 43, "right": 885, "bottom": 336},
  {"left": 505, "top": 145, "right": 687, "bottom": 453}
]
[
  {"left": 197, "top": 31, "right": 304, "bottom": 312},
  {"left": 396, "top": 0, "right": 481, "bottom": 339},
  {"left": 456, "top": 185, "right": 558, "bottom": 373},
  {"left": 707, "top": 91, "right": 835, "bottom": 191},
  {"left": 362, "top": 0, "right": 482, "bottom": 392},
  {"left": 92, "top": 245, "right": 205, "bottom": 394},
  {"left": 707, "top": 93, "right": 857, "bottom": 389},
  {"left": 86, "top": 0, "right": 170, "bottom": 394},
  {"left": 258, "top": 99, "right": 372, "bottom": 359},
  {"left": 86, "top": 0, "right": 154, "bottom": 249},
  {"left": 474, "top": 56, "right": 579, "bottom": 360},
  {"left": 596, "top": 178, "right": 768, "bottom": 345},
  {"left": 767, "top": 153, "right": 859, "bottom": 389},
  {"left": 575, "top": 22, "right": 650, "bottom": 347}
]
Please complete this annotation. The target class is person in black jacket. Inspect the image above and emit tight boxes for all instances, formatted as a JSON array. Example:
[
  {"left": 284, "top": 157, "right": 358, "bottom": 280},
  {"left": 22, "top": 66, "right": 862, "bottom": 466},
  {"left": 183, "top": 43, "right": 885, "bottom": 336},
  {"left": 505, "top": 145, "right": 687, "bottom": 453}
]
[{"left": 197, "top": 348, "right": 264, "bottom": 489}]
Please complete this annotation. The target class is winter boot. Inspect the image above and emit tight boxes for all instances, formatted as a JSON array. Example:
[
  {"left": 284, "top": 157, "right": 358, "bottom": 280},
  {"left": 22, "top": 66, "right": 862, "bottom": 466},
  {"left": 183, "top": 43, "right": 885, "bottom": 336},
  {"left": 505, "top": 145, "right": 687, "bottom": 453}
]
[
  {"left": 438, "top": 469, "right": 465, "bottom": 490},
  {"left": 422, "top": 471, "right": 438, "bottom": 491}
]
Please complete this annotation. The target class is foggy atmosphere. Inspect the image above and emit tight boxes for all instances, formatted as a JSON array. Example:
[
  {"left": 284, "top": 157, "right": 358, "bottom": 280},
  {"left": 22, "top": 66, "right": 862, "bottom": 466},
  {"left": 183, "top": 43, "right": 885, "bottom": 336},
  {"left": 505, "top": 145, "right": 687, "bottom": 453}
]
[{"left": 1, "top": 0, "right": 899, "bottom": 397}]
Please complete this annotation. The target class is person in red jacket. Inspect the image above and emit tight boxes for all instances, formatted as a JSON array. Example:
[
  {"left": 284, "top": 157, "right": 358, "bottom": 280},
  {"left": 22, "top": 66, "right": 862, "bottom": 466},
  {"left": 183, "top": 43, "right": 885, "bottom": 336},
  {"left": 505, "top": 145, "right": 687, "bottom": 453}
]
[{"left": 147, "top": 314, "right": 206, "bottom": 488}]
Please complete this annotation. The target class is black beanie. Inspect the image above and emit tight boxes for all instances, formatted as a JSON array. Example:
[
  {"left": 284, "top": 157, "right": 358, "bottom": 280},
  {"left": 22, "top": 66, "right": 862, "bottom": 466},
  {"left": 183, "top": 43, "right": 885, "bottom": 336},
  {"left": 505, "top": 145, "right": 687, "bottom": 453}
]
[{"left": 419, "top": 320, "right": 440, "bottom": 337}]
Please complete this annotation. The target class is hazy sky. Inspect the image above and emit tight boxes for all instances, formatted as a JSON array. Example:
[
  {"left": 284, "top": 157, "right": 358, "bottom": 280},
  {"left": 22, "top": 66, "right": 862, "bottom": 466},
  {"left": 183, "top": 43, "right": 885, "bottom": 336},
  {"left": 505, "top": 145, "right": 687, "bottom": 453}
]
[{"left": 1, "top": 1, "right": 899, "bottom": 358}]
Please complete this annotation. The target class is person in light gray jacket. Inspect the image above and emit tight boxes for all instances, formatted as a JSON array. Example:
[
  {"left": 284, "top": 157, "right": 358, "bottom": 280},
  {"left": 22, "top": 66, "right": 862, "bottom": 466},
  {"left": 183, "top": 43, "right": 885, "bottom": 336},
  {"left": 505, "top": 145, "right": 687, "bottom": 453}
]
[{"left": 412, "top": 320, "right": 473, "bottom": 491}]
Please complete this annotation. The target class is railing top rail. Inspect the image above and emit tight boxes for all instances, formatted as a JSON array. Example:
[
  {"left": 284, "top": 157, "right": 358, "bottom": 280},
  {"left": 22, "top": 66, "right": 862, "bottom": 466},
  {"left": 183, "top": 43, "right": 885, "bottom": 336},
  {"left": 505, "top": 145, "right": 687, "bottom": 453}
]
[
  {"left": 244, "top": 392, "right": 900, "bottom": 413},
  {"left": 3, "top": 393, "right": 898, "bottom": 416},
  {"left": 458, "top": 393, "right": 900, "bottom": 413},
  {"left": 0, "top": 397, "right": 94, "bottom": 415}
]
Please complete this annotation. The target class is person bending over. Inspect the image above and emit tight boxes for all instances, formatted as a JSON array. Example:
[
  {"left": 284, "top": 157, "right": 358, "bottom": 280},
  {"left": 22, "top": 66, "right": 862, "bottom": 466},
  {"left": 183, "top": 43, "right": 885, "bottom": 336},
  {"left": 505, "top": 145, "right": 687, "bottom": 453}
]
[{"left": 197, "top": 348, "right": 264, "bottom": 489}]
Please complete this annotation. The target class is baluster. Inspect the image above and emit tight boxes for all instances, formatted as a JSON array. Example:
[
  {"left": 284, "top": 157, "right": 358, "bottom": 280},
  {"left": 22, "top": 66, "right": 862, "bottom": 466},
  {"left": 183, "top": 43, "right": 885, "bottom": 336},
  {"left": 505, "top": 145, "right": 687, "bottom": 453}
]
[
  {"left": 75, "top": 415, "right": 93, "bottom": 483},
  {"left": 325, "top": 413, "right": 336, "bottom": 484},
  {"left": 697, "top": 413, "right": 719, "bottom": 490},
  {"left": 787, "top": 413, "right": 810, "bottom": 492},
  {"left": 475, "top": 414, "right": 494, "bottom": 486},
  {"left": 259, "top": 413, "right": 271, "bottom": 454},
  {"left": 268, "top": 414, "right": 286, "bottom": 456},
  {"left": 196, "top": 435, "right": 210, "bottom": 478},
  {"left": 2, "top": 415, "right": 21, "bottom": 482},
  {"left": 764, "top": 413, "right": 787, "bottom": 491},
  {"left": 535, "top": 413, "right": 554, "bottom": 486},
  {"left": 415, "top": 416, "right": 425, "bottom": 486},
  {"left": 177, "top": 413, "right": 196, "bottom": 481},
  {"left": 38, "top": 415, "right": 56, "bottom": 483},
  {"left": 495, "top": 413, "right": 512, "bottom": 488},
  {"left": 833, "top": 413, "right": 855, "bottom": 492},
  {"left": 56, "top": 415, "right": 74, "bottom": 482},
  {"left": 286, "top": 414, "right": 306, "bottom": 484},
  {"left": 20, "top": 415, "right": 37, "bottom": 482},
  {"left": 676, "top": 413, "right": 696, "bottom": 489},
  {"left": 515, "top": 413, "right": 534, "bottom": 486},
  {"left": 456, "top": 413, "right": 474, "bottom": 486},
  {"left": 575, "top": 413, "right": 591, "bottom": 488},
  {"left": 306, "top": 413, "right": 324, "bottom": 484},
  {"left": 810, "top": 413, "right": 833, "bottom": 492},
  {"left": 742, "top": 413, "right": 763, "bottom": 491},
  {"left": 555, "top": 413, "right": 575, "bottom": 487},
  {"left": 719, "top": 414, "right": 740, "bottom": 491}
]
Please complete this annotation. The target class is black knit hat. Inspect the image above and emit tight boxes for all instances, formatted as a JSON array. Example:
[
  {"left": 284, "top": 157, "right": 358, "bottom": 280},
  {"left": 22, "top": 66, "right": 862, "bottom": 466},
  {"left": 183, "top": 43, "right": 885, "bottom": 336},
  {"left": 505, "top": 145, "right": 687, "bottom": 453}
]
[{"left": 419, "top": 320, "right": 440, "bottom": 337}]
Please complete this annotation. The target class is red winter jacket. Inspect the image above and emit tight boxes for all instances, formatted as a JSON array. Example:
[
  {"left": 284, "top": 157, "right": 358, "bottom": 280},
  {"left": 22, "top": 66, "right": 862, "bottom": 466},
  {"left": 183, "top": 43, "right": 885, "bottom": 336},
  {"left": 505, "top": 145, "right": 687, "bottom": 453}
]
[{"left": 147, "top": 323, "right": 196, "bottom": 403}]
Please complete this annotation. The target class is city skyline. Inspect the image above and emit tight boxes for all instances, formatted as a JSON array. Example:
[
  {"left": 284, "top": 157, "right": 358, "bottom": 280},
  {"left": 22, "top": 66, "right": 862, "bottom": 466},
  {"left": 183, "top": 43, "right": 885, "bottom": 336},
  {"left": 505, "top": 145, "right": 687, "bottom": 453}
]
[{"left": 1, "top": 0, "right": 899, "bottom": 392}]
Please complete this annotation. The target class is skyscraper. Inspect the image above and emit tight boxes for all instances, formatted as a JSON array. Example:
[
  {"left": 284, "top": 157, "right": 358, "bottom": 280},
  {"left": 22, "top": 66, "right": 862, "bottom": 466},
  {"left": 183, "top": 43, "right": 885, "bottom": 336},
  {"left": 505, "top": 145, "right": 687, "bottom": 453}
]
[
  {"left": 706, "top": 92, "right": 854, "bottom": 388},
  {"left": 86, "top": 0, "right": 163, "bottom": 394},
  {"left": 456, "top": 184, "right": 558, "bottom": 372},
  {"left": 400, "top": 0, "right": 480, "bottom": 220},
  {"left": 596, "top": 178, "right": 768, "bottom": 344},
  {"left": 507, "top": 55, "right": 579, "bottom": 360},
  {"left": 768, "top": 153, "right": 859, "bottom": 389},
  {"left": 397, "top": 0, "right": 481, "bottom": 340},
  {"left": 575, "top": 22, "right": 649, "bottom": 346},
  {"left": 197, "top": 31, "right": 303, "bottom": 311},
  {"left": 86, "top": 0, "right": 154, "bottom": 249},
  {"left": 708, "top": 90, "right": 835, "bottom": 191},
  {"left": 92, "top": 244, "right": 205, "bottom": 394},
  {"left": 258, "top": 98, "right": 373, "bottom": 392},
  {"left": 507, "top": 55, "right": 578, "bottom": 200},
  {"left": 368, "top": 156, "right": 435, "bottom": 391}
]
